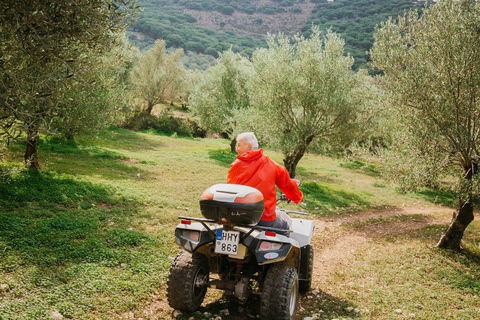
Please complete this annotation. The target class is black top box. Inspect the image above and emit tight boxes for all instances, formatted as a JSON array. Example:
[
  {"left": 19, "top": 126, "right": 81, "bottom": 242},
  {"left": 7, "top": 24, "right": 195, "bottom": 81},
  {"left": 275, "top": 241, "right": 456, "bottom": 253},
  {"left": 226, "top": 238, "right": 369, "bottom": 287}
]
[{"left": 200, "top": 184, "right": 264, "bottom": 226}]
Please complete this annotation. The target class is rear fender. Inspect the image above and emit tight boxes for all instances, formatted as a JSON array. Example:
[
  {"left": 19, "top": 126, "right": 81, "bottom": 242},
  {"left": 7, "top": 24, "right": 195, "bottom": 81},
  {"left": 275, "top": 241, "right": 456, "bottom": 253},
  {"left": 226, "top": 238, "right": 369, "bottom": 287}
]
[
  {"left": 244, "top": 231, "right": 300, "bottom": 266},
  {"left": 174, "top": 222, "right": 215, "bottom": 253}
]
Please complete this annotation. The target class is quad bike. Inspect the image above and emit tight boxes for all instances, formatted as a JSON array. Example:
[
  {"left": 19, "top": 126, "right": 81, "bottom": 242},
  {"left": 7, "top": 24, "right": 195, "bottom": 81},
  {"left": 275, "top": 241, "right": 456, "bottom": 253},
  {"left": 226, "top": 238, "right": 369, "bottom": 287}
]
[{"left": 166, "top": 184, "right": 315, "bottom": 320}]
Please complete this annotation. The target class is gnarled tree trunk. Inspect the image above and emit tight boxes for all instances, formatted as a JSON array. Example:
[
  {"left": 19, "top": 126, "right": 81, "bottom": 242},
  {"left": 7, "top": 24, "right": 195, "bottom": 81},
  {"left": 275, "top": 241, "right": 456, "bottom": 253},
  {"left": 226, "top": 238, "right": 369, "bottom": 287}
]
[
  {"left": 144, "top": 101, "right": 155, "bottom": 115},
  {"left": 230, "top": 137, "right": 236, "bottom": 153},
  {"left": 436, "top": 163, "right": 476, "bottom": 250},
  {"left": 283, "top": 136, "right": 314, "bottom": 178},
  {"left": 24, "top": 129, "right": 40, "bottom": 169}
]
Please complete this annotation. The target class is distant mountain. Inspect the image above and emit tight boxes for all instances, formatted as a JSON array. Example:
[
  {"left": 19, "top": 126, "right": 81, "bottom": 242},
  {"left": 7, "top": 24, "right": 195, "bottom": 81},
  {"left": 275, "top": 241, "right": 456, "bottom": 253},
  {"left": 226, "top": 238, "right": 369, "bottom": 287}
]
[{"left": 129, "top": 0, "right": 428, "bottom": 70}]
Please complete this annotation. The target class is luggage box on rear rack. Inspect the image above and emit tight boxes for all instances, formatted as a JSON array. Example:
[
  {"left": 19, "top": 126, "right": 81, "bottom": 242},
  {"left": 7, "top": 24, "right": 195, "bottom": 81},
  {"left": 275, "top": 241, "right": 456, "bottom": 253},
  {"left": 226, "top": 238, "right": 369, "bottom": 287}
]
[{"left": 200, "top": 184, "right": 264, "bottom": 226}]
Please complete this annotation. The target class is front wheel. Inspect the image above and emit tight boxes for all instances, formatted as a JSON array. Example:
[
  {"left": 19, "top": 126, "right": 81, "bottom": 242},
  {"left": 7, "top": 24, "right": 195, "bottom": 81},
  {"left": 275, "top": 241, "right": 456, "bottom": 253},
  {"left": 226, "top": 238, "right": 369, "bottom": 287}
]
[
  {"left": 261, "top": 265, "right": 299, "bottom": 320},
  {"left": 167, "top": 251, "right": 209, "bottom": 312}
]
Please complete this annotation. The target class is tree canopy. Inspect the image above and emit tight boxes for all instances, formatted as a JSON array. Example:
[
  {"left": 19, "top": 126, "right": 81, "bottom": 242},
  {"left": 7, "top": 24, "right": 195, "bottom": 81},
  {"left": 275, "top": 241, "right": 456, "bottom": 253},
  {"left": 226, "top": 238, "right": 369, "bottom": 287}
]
[
  {"left": 130, "top": 39, "right": 186, "bottom": 115},
  {"left": 189, "top": 49, "right": 252, "bottom": 151},
  {"left": 249, "top": 29, "right": 373, "bottom": 177},
  {"left": 370, "top": 0, "right": 480, "bottom": 250},
  {"left": 0, "top": 0, "right": 139, "bottom": 168}
]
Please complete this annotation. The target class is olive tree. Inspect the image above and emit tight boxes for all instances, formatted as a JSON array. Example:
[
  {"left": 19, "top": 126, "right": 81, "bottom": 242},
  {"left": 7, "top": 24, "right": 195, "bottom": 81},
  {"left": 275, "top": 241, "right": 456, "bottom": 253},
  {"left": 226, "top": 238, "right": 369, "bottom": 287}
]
[
  {"left": 370, "top": 0, "right": 480, "bottom": 249},
  {"left": 130, "top": 39, "right": 185, "bottom": 115},
  {"left": 52, "top": 39, "right": 137, "bottom": 141},
  {"left": 249, "top": 29, "right": 372, "bottom": 177},
  {"left": 0, "top": 0, "right": 138, "bottom": 169},
  {"left": 189, "top": 49, "right": 252, "bottom": 152}
]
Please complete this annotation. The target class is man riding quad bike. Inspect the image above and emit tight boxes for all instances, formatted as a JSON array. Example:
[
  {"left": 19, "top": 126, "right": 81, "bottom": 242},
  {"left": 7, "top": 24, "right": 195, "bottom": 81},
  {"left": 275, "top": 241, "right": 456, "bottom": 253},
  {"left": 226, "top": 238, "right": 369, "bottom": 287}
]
[
  {"left": 167, "top": 132, "right": 315, "bottom": 319},
  {"left": 166, "top": 185, "right": 314, "bottom": 320}
]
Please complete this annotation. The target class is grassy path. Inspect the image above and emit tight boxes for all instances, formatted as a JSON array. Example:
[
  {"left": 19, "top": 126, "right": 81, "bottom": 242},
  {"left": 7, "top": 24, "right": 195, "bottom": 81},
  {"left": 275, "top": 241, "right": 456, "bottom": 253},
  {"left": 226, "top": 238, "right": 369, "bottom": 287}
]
[{"left": 144, "top": 204, "right": 479, "bottom": 320}]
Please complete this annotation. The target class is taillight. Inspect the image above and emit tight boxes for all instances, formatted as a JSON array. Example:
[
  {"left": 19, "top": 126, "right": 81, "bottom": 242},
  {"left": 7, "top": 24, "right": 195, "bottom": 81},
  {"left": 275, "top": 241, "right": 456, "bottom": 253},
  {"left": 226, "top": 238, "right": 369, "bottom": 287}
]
[
  {"left": 182, "top": 230, "right": 200, "bottom": 242},
  {"left": 265, "top": 231, "right": 276, "bottom": 237},
  {"left": 181, "top": 220, "right": 191, "bottom": 225},
  {"left": 258, "top": 241, "right": 282, "bottom": 251}
]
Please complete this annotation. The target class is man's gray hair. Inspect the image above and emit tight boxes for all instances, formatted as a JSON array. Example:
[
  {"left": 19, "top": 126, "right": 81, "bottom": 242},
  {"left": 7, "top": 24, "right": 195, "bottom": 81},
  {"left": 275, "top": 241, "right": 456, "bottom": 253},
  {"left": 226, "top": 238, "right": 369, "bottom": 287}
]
[{"left": 237, "top": 132, "right": 259, "bottom": 149}]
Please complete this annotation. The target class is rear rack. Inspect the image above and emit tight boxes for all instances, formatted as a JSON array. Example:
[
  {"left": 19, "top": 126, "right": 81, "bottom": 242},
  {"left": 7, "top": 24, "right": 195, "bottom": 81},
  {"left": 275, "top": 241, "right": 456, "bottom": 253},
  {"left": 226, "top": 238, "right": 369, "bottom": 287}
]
[{"left": 178, "top": 216, "right": 293, "bottom": 237}]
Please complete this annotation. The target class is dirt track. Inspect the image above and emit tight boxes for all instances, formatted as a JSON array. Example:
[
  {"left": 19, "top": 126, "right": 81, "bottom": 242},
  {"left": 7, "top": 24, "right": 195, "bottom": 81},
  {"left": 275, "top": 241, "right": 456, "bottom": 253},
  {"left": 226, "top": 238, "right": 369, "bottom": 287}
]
[{"left": 136, "top": 205, "right": 453, "bottom": 319}]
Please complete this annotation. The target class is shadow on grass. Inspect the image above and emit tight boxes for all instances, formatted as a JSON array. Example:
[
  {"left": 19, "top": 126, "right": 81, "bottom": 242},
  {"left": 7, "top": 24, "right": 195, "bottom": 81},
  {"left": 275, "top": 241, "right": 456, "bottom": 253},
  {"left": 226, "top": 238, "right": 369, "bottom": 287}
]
[
  {"left": 301, "top": 181, "right": 370, "bottom": 214},
  {"left": 208, "top": 148, "right": 237, "bottom": 168},
  {"left": 340, "top": 160, "right": 380, "bottom": 176},
  {"left": 0, "top": 171, "right": 151, "bottom": 269},
  {"left": 33, "top": 137, "right": 146, "bottom": 180},
  {"left": 39, "top": 137, "right": 127, "bottom": 159},
  {"left": 299, "top": 290, "right": 361, "bottom": 319},
  {"left": 416, "top": 187, "right": 457, "bottom": 207},
  {"left": 389, "top": 221, "right": 480, "bottom": 296},
  {"left": 438, "top": 248, "right": 480, "bottom": 294},
  {"left": 176, "top": 290, "right": 359, "bottom": 320}
]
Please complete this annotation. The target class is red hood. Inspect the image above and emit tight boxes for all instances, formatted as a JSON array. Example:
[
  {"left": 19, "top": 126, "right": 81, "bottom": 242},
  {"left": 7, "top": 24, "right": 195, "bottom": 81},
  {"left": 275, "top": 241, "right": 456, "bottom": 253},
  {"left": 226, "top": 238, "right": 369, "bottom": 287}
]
[{"left": 236, "top": 149, "right": 264, "bottom": 161}]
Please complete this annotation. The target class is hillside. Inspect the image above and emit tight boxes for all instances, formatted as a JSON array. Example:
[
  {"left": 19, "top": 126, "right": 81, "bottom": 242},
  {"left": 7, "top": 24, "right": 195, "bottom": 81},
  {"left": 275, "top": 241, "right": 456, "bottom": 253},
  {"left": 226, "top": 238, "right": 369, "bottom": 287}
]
[
  {"left": 129, "top": 0, "right": 425, "bottom": 69},
  {"left": 129, "top": 0, "right": 425, "bottom": 70},
  {"left": 302, "top": 0, "right": 425, "bottom": 69}
]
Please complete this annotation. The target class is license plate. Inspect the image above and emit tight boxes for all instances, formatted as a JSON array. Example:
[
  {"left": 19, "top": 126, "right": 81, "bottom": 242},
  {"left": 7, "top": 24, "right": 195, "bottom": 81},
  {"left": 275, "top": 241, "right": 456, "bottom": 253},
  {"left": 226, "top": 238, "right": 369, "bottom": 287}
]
[{"left": 215, "top": 230, "right": 240, "bottom": 255}]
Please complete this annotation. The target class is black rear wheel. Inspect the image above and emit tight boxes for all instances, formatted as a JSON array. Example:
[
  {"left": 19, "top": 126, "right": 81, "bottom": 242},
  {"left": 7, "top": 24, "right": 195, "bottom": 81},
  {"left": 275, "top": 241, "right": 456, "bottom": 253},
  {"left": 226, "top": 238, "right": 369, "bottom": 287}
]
[
  {"left": 299, "top": 245, "right": 314, "bottom": 292},
  {"left": 261, "top": 265, "right": 299, "bottom": 320},
  {"left": 167, "top": 251, "right": 209, "bottom": 312}
]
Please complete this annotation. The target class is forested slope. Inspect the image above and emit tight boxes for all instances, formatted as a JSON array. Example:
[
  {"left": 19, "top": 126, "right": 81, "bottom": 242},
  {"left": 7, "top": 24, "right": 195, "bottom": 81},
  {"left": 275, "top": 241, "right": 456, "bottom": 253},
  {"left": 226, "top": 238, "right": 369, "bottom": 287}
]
[
  {"left": 129, "top": 0, "right": 426, "bottom": 70},
  {"left": 303, "top": 0, "right": 426, "bottom": 69}
]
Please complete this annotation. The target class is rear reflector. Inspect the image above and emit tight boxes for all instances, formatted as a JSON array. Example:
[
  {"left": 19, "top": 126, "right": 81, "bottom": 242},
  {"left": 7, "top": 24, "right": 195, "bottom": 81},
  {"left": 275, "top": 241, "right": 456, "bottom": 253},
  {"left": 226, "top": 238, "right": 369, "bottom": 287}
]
[
  {"left": 265, "top": 231, "right": 276, "bottom": 237},
  {"left": 181, "top": 220, "right": 191, "bottom": 225}
]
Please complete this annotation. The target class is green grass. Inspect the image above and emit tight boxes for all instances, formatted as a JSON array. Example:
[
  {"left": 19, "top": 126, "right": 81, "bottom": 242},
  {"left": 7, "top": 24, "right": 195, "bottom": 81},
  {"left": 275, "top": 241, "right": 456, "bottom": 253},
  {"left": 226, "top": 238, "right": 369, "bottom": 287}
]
[
  {"left": 208, "top": 148, "right": 238, "bottom": 167},
  {"left": 340, "top": 159, "right": 380, "bottom": 175},
  {"left": 416, "top": 187, "right": 457, "bottom": 207},
  {"left": 1, "top": 127, "right": 479, "bottom": 319},
  {"left": 0, "top": 170, "right": 172, "bottom": 319}
]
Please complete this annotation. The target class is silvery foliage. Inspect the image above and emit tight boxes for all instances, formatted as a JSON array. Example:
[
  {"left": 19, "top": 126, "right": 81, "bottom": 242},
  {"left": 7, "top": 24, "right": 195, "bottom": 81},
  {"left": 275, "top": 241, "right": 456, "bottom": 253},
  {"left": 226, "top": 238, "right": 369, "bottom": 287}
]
[
  {"left": 370, "top": 0, "right": 480, "bottom": 194},
  {"left": 189, "top": 49, "right": 253, "bottom": 138},
  {"left": 248, "top": 27, "right": 374, "bottom": 171},
  {"left": 130, "top": 39, "right": 186, "bottom": 113}
]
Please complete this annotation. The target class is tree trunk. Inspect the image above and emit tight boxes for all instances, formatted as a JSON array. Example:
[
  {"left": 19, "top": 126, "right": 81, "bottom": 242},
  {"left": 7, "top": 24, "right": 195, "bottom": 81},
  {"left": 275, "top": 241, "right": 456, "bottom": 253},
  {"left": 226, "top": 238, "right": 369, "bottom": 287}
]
[
  {"left": 436, "top": 201, "right": 474, "bottom": 250},
  {"left": 436, "top": 164, "right": 476, "bottom": 250},
  {"left": 230, "top": 137, "right": 236, "bottom": 153},
  {"left": 283, "top": 136, "right": 314, "bottom": 178},
  {"left": 144, "top": 102, "right": 154, "bottom": 115},
  {"left": 283, "top": 150, "right": 303, "bottom": 178},
  {"left": 67, "top": 129, "right": 74, "bottom": 141},
  {"left": 24, "top": 130, "right": 40, "bottom": 169}
]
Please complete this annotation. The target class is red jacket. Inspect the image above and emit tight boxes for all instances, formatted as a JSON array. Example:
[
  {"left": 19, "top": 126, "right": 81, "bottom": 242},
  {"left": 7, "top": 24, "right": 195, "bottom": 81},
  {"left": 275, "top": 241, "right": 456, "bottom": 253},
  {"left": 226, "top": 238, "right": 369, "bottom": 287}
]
[{"left": 227, "top": 149, "right": 303, "bottom": 222}]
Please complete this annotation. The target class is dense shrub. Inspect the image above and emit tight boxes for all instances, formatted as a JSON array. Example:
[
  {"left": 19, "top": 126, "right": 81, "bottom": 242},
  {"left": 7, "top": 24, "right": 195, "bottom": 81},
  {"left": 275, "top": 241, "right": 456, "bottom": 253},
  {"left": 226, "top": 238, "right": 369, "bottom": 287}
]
[
  {"left": 221, "top": 6, "right": 234, "bottom": 15},
  {"left": 122, "top": 110, "right": 206, "bottom": 137}
]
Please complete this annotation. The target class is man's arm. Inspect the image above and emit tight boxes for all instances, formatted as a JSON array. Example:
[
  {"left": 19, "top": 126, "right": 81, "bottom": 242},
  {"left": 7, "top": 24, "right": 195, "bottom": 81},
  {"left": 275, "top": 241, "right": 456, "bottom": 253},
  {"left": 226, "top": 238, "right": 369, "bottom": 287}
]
[{"left": 275, "top": 165, "right": 303, "bottom": 203}]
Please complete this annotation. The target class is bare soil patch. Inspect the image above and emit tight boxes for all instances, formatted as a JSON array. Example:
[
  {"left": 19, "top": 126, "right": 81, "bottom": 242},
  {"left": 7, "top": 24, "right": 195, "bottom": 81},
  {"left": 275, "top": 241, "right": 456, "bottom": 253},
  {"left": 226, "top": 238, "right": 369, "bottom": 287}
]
[{"left": 311, "top": 205, "right": 452, "bottom": 284}]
